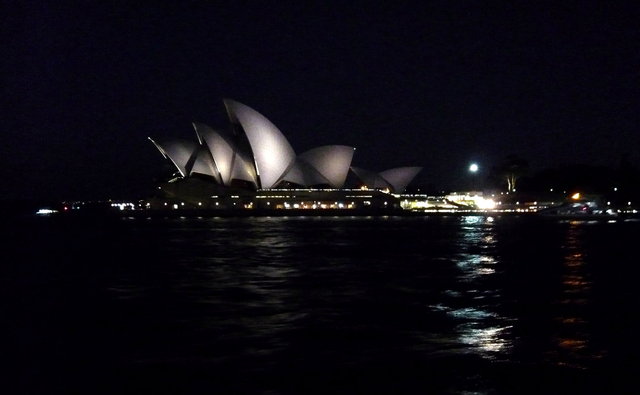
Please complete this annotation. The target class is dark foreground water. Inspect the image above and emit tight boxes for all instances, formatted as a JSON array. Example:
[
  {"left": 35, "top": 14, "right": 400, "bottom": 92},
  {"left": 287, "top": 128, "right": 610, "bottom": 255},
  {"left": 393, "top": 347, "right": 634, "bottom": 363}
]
[{"left": 3, "top": 215, "right": 640, "bottom": 394}]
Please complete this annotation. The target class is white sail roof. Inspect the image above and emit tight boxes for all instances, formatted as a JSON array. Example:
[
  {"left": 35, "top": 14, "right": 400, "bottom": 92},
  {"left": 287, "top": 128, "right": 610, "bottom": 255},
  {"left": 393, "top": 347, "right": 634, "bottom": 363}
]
[
  {"left": 279, "top": 159, "right": 331, "bottom": 187},
  {"left": 149, "top": 138, "right": 197, "bottom": 177},
  {"left": 299, "top": 145, "right": 355, "bottom": 188},
  {"left": 379, "top": 167, "right": 423, "bottom": 192},
  {"left": 350, "top": 167, "right": 392, "bottom": 190},
  {"left": 351, "top": 166, "right": 422, "bottom": 192},
  {"left": 224, "top": 99, "right": 296, "bottom": 189},
  {"left": 192, "top": 123, "right": 233, "bottom": 184},
  {"left": 151, "top": 99, "right": 422, "bottom": 193},
  {"left": 230, "top": 150, "right": 259, "bottom": 186},
  {"left": 190, "top": 145, "right": 221, "bottom": 182}
]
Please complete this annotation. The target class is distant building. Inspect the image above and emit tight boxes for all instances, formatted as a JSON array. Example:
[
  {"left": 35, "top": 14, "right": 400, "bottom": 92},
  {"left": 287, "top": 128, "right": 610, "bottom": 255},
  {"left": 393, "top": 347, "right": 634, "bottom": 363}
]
[{"left": 149, "top": 100, "right": 422, "bottom": 209}]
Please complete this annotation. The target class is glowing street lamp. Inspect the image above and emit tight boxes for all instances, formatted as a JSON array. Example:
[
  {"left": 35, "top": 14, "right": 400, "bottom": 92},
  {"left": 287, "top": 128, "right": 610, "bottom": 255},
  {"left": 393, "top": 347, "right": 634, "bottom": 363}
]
[{"left": 469, "top": 163, "right": 479, "bottom": 173}]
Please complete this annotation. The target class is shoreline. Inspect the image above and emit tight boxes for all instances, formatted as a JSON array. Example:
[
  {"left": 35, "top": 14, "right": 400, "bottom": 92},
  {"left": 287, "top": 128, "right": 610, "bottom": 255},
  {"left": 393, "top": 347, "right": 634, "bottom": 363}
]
[{"left": 40, "top": 208, "right": 637, "bottom": 220}]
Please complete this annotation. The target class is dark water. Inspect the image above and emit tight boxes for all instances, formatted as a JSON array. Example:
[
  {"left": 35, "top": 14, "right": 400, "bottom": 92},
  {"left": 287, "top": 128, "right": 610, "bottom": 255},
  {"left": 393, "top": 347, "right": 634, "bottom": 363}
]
[{"left": 3, "top": 215, "right": 640, "bottom": 394}]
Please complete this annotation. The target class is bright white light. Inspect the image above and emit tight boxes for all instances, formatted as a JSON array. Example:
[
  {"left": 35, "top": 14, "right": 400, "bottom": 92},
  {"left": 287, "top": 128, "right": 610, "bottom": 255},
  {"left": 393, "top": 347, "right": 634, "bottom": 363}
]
[
  {"left": 469, "top": 163, "right": 479, "bottom": 173},
  {"left": 36, "top": 208, "right": 58, "bottom": 215},
  {"left": 477, "top": 198, "right": 496, "bottom": 210}
]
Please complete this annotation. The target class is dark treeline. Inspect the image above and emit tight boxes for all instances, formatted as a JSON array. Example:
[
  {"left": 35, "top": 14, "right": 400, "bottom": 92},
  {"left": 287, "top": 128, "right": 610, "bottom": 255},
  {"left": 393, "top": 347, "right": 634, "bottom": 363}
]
[
  {"left": 487, "top": 156, "right": 640, "bottom": 203},
  {"left": 409, "top": 156, "right": 640, "bottom": 204}
]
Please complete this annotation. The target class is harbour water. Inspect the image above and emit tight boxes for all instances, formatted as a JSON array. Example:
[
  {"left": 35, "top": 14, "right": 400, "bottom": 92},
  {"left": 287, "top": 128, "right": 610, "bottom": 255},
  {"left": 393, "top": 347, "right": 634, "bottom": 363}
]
[{"left": 3, "top": 215, "right": 639, "bottom": 393}]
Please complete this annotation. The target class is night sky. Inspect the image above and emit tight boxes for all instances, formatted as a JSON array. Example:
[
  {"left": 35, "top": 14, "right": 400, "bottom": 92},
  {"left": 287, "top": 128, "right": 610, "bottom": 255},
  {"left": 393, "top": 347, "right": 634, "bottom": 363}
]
[{"left": 4, "top": 1, "right": 640, "bottom": 200}]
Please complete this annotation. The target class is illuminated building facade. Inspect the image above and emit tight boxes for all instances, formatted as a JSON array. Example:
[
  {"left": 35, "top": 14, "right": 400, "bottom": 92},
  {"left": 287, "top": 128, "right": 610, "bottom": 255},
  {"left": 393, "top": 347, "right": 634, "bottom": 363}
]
[{"left": 149, "top": 100, "right": 422, "bottom": 209}]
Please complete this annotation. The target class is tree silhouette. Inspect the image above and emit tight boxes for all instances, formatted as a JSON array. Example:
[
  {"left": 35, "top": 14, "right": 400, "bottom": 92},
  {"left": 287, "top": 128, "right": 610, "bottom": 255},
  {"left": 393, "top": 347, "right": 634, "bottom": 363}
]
[{"left": 498, "top": 155, "right": 529, "bottom": 192}]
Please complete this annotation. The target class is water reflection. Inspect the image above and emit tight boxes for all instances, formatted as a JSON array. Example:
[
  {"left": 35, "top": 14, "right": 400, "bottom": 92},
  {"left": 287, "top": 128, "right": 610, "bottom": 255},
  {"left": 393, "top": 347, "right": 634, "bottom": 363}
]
[
  {"left": 550, "top": 221, "right": 601, "bottom": 368},
  {"left": 25, "top": 213, "right": 640, "bottom": 394},
  {"left": 458, "top": 324, "right": 511, "bottom": 353},
  {"left": 442, "top": 216, "right": 513, "bottom": 359},
  {"left": 109, "top": 217, "right": 307, "bottom": 363},
  {"left": 456, "top": 216, "right": 498, "bottom": 281},
  {"left": 200, "top": 218, "right": 304, "bottom": 357}
]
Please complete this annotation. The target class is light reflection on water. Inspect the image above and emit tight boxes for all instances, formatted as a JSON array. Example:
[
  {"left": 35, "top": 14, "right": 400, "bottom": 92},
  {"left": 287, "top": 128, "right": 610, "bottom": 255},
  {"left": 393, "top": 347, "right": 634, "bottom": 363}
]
[
  {"left": 549, "top": 220, "right": 603, "bottom": 368},
  {"left": 95, "top": 215, "right": 632, "bottom": 392},
  {"left": 16, "top": 209, "right": 640, "bottom": 395},
  {"left": 441, "top": 216, "right": 513, "bottom": 359},
  {"left": 458, "top": 324, "right": 511, "bottom": 353},
  {"left": 163, "top": 215, "right": 520, "bottom": 362}
]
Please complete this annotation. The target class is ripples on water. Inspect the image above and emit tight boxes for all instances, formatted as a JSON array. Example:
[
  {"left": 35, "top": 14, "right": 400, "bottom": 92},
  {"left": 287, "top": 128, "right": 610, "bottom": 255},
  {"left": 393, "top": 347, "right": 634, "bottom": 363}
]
[{"left": 4, "top": 215, "right": 640, "bottom": 393}]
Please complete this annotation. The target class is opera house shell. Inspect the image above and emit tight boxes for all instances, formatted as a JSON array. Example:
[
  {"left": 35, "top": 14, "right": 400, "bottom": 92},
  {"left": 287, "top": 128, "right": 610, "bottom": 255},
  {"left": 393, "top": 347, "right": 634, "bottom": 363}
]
[
  {"left": 150, "top": 100, "right": 422, "bottom": 202},
  {"left": 350, "top": 166, "right": 424, "bottom": 194}
]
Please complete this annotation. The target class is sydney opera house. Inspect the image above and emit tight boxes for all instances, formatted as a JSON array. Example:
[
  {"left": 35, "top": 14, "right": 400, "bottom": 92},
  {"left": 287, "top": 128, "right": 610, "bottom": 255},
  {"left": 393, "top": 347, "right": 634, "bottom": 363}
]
[{"left": 148, "top": 99, "right": 422, "bottom": 211}]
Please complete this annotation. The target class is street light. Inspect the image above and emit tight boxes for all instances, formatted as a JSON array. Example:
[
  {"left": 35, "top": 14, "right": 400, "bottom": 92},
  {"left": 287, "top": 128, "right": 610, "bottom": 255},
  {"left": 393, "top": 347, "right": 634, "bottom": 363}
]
[{"left": 469, "top": 163, "right": 479, "bottom": 173}]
